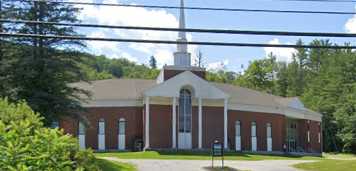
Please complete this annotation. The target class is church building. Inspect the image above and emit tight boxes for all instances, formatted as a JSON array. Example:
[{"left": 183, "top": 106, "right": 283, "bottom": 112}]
[{"left": 59, "top": 0, "right": 322, "bottom": 154}]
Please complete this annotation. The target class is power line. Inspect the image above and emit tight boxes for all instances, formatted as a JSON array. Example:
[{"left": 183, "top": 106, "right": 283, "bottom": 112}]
[
  {"left": 276, "top": 0, "right": 356, "bottom": 3},
  {"left": 8, "top": 0, "right": 356, "bottom": 15},
  {"left": 1, "top": 32, "right": 355, "bottom": 49},
  {"left": 2, "top": 19, "right": 356, "bottom": 38}
]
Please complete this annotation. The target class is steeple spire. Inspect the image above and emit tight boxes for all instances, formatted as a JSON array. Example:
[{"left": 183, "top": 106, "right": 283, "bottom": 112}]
[
  {"left": 174, "top": 0, "right": 191, "bottom": 66},
  {"left": 178, "top": 0, "right": 187, "bottom": 41}
]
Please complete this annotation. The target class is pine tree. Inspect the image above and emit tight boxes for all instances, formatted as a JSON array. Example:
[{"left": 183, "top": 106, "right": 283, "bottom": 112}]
[
  {"left": 195, "top": 50, "right": 204, "bottom": 67},
  {"left": 2, "top": 1, "right": 88, "bottom": 125},
  {"left": 149, "top": 56, "right": 157, "bottom": 69}
]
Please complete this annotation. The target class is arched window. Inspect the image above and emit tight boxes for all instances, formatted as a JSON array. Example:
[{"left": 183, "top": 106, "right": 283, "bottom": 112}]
[
  {"left": 118, "top": 118, "right": 126, "bottom": 135},
  {"left": 235, "top": 121, "right": 241, "bottom": 137},
  {"left": 98, "top": 118, "right": 105, "bottom": 135},
  {"left": 118, "top": 118, "right": 126, "bottom": 150},
  {"left": 251, "top": 122, "right": 257, "bottom": 138},
  {"left": 251, "top": 121, "right": 257, "bottom": 151},
  {"left": 235, "top": 120, "right": 242, "bottom": 151},
  {"left": 79, "top": 121, "right": 85, "bottom": 135},
  {"left": 179, "top": 89, "right": 192, "bottom": 133},
  {"left": 267, "top": 123, "right": 272, "bottom": 152},
  {"left": 267, "top": 123, "right": 272, "bottom": 138}
]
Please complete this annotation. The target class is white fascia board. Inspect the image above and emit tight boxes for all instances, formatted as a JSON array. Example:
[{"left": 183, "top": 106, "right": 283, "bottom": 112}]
[
  {"left": 82, "top": 99, "right": 143, "bottom": 107},
  {"left": 228, "top": 103, "right": 322, "bottom": 122},
  {"left": 144, "top": 71, "right": 229, "bottom": 99}
]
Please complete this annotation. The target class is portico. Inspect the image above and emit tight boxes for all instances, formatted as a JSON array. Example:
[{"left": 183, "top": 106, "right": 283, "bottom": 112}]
[{"left": 143, "top": 70, "right": 229, "bottom": 150}]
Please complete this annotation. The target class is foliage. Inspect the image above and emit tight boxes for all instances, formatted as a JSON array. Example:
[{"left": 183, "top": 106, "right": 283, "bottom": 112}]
[
  {"left": 80, "top": 54, "right": 160, "bottom": 80},
  {"left": 0, "top": 1, "right": 89, "bottom": 126},
  {"left": 149, "top": 56, "right": 157, "bottom": 69},
  {"left": 0, "top": 98, "right": 100, "bottom": 171},
  {"left": 233, "top": 39, "right": 356, "bottom": 153}
]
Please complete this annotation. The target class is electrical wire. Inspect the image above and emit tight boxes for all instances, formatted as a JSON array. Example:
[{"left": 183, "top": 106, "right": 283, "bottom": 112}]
[
  {"left": 5, "top": 0, "right": 355, "bottom": 15},
  {"left": 1, "top": 32, "right": 355, "bottom": 49},
  {"left": 2, "top": 19, "right": 356, "bottom": 38}
]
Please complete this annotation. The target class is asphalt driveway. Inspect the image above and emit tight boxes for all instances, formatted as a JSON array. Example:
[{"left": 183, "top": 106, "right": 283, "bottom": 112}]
[{"left": 101, "top": 157, "right": 315, "bottom": 171}]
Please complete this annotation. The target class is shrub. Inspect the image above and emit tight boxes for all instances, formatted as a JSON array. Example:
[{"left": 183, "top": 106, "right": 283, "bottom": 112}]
[{"left": 0, "top": 98, "right": 100, "bottom": 171}]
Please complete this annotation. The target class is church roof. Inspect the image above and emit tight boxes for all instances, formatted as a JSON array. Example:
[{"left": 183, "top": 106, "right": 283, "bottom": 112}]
[
  {"left": 72, "top": 78, "right": 311, "bottom": 111},
  {"left": 71, "top": 77, "right": 321, "bottom": 121},
  {"left": 71, "top": 79, "right": 156, "bottom": 100}
]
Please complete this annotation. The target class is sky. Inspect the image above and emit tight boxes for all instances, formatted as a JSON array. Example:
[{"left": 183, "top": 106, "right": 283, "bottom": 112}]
[{"left": 74, "top": 0, "right": 356, "bottom": 72}]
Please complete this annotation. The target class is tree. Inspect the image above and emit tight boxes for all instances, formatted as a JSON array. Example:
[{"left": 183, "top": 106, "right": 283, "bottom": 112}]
[
  {"left": 1, "top": 1, "right": 88, "bottom": 125},
  {"left": 274, "top": 62, "right": 289, "bottom": 97},
  {"left": 149, "top": 55, "right": 157, "bottom": 69},
  {"left": 195, "top": 50, "right": 204, "bottom": 67}
]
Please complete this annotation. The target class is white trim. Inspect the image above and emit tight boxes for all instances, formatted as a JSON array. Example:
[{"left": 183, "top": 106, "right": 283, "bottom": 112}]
[
  {"left": 118, "top": 118, "right": 126, "bottom": 150},
  {"left": 229, "top": 103, "right": 322, "bottom": 122},
  {"left": 144, "top": 97, "right": 150, "bottom": 150},
  {"left": 98, "top": 119, "right": 105, "bottom": 150},
  {"left": 79, "top": 135, "right": 86, "bottom": 149},
  {"left": 172, "top": 97, "right": 177, "bottom": 149},
  {"left": 224, "top": 98, "right": 228, "bottom": 149},
  {"left": 198, "top": 98, "right": 202, "bottom": 149},
  {"left": 144, "top": 71, "right": 229, "bottom": 99},
  {"left": 81, "top": 98, "right": 321, "bottom": 122},
  {"left": 82, "top": 99, "right": 143, "bottom": 107}
]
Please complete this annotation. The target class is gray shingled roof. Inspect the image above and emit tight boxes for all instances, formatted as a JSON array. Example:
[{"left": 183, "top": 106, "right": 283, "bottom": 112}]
[
  {"left": 71, "top": 79, "right": 156, "bottom": 100},
  {"left": 72, "top": 78, "right": 296, "bottom": 108}
]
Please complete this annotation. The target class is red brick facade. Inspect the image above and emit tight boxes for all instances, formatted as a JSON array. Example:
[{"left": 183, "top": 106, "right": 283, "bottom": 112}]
[
  {"left": 61, "top": 107, "right": 143, "bottom": 150},
  {"left": 228, "top": 110, "right": 286, "bottom": 151},
  {"left": 297, "top": 120, "right": 322, "bottom": 153},
  {"left": 60, "top": 106, "right": 321, "bottom": 153},
  {"left": 163, "top": 69, "right": 206, "bottom": 81}
]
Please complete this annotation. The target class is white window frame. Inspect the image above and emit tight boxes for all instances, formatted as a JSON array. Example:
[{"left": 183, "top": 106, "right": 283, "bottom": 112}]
[
  {"left": 99, "top": 118, "right": 105, "bottom": 135},
  {"left": 267, "top": 123, "right": 272, "bottom": 138},
  {"left": 235, "top": 121, "right": 241, "bottom": 137},
  {"left": 251, "top": 122, "right": 257, "bottom": 138},
  {"left": 78, "top": 121, "right": 86, "bottom": 135}
]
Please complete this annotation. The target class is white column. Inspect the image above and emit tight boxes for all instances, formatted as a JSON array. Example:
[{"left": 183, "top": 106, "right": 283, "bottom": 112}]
[
  {"left": 145, "top": 96, "right": 150, "bottom": 150},
  {"left": 198, "top": 98, "right": 203, "bottom": 149},
  {"left": 224, "top": 98, "right": 228, "bottom": 149},
  {"left": 172, "top": 97, "right": 177, "bottom": 149}
]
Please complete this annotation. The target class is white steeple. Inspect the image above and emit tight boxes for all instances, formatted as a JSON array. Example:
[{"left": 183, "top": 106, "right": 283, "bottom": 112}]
[{"left": 174, "top": 0, "right": 191, "bottom": 66}]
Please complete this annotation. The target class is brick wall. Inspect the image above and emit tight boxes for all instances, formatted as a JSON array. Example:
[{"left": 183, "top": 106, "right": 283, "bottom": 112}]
[
  {"left": 228, "top": 110, "right": 286, "bottom": 151},
  {"left": 60, "top": 107, "right": 143, "bottom": 150}
]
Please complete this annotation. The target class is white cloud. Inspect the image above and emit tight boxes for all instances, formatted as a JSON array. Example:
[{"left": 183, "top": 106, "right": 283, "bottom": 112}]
[
  {"left": 77, "top": 0, "right": 198, "bottom": 67},
  {"left": 345, "top": 9, "right": 356, "bottom": 33},
  {"left": 264, "top": 38, "right": 296, "bottom": 63},
  {"left": 206, "top": 59, "right": 229, "bottom": 71}
]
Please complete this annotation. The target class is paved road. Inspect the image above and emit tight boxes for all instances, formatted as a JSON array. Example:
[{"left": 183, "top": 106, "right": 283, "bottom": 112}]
[{"left": 101, "top": 157, "right": 315, "bottom": 171}]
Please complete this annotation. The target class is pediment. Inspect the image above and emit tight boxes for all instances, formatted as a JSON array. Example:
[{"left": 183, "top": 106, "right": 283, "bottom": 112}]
[{"left": 144, "top": 71, "right": 228, "bottom": 99}]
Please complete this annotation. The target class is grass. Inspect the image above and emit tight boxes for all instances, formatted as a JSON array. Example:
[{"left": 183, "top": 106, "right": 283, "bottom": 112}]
[
  {"left": 95, "top": 151, "right": 321, "bottom": 161},
  {"left": 293, "top": 159, "right": 356, "bottom": 171},
  {"left": 97, "top": 158, "right": 136, "bottom": 171},
  {"left": 323, "top": 153, "right": 356, "bottom": 160}
]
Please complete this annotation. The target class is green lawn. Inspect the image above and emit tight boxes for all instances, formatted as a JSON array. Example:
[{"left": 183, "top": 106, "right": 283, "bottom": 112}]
[
  {"left": 95, "top": 151, "right": 321, "bottom": 161},
  {"left": 293, "top": 159, "right": 356, "bottom": 171},
  {"left": 97, "top": 159, "right": 136, "bottom": 171}
]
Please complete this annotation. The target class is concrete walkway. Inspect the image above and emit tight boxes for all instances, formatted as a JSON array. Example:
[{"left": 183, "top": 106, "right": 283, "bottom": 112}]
[{"left": 101, "top": 157, "right": 315, "bottom": 171}]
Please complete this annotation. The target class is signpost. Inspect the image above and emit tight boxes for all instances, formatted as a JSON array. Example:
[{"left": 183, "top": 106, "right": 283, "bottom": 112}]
[{"left": 211, "top": 139, "right": 224, "bottom": 169}]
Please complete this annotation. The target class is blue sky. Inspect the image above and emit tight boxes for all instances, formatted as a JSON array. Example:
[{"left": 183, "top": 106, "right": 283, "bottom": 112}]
[{"left": 76, "top": 0, "right": 356, "bottom": 72}]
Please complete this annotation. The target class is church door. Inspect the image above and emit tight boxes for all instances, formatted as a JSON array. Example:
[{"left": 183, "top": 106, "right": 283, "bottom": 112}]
[{"left": 178, "top": 89, "right": 192, "bottom": 149}]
